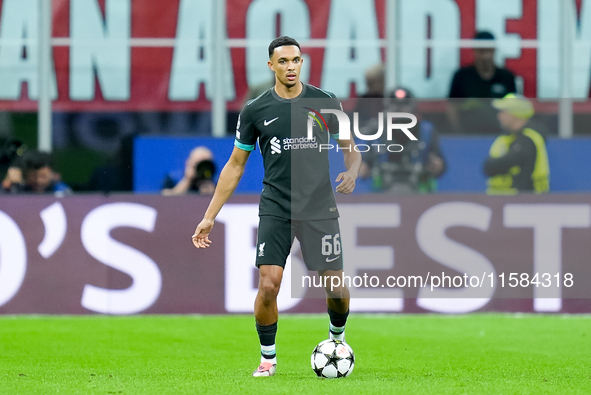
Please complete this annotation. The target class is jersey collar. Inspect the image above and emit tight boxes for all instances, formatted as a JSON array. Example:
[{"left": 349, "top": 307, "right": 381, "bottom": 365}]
[{"left": 271, "top": 82, "right": 307, "bottom": 103}]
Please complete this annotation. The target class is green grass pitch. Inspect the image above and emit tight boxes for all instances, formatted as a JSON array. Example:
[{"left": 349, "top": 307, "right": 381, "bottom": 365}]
[{"left": 1, "top": 314, "right": 590, "bottom": 394}]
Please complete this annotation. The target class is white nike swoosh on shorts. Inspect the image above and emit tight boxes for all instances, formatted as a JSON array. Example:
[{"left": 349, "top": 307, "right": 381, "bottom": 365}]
[
  {"left": 326, "top": 256, "right": 340, "bottom": 262},
  {"left": 264, "top": 117, "right": 278, "bottom": 126}
]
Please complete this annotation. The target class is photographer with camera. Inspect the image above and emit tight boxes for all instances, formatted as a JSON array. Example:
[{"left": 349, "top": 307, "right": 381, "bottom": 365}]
[
  {"left": 161, "top": 146, "right": 217, "bottom": 196},
  {"left": 359, "top": 87, "right": 446, "bottom": 194},
  {"left": 2, "top": 160, "right": 25, "bottom": 193},
  {"left": 23, "top": 150, "right": 72, "bottom": 195}
]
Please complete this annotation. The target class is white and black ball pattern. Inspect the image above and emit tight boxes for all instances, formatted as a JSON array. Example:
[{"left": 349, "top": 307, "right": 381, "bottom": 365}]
[{"left": 311, "top": 339, "right": 355, "bottom": 378}]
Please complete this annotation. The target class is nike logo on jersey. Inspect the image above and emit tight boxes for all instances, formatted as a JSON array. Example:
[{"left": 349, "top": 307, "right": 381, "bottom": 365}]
[
  {"left": 264, "top": 117, "right": 279, "bottom": 126},
  {"left": 325, "top": 256, "right": 340, "bottom": 263}
]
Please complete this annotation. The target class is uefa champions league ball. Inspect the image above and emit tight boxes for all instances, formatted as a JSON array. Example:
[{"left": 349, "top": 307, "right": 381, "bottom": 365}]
[{"left": 311, "top": 339, "right": 355, "bottom": 378}]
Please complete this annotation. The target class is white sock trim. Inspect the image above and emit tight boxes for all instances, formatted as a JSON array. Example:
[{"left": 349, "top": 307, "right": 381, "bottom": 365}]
[
  {"left": 330, "top": 323, "right": 345, "bottom": 334},
  {"left": 261, "top": 344, "right": 276, "bottom": 364},
  {"left": 261, "top": 344, "right": 276, "bottom": 355}
]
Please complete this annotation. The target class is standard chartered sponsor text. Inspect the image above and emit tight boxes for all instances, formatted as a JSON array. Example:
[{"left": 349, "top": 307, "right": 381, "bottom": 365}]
[{"left": 283, "top": 136, "right": 318, "bottom": 150}]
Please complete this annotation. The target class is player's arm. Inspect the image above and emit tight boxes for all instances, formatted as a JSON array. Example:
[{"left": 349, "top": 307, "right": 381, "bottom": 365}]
[
  {"left": 192, "top": 147, "right": 250, "bottom": 248},
  {"left": 334, "top": 136, "right": 361, "bottom": 194}
]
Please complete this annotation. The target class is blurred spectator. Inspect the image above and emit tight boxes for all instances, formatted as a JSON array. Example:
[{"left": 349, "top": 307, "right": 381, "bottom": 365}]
[
  {"left": 161, "top": 146, "right": 216, "bottom": 196},
  {"left": 448, "top": 31, "right": 517, "bottom": 134},
  {"left": 2, "top": 159, "right": 25, "bottom": 193},
  {"left": 22, "top": 150, "right": 72, "bottom": 195},
  {"left": 484, "top": 94, "right": 549, "bottom": 194},
  {"left": 360, "top": 87, "right": 446, "bottom": 194},
  {"left": 354, "top": 63, "right": 385, "bottom": 125},
  {"left": 449, "top": 31, "right": 516, "bottom": 99},
  {"left": 0, "top": 139, "right": 26, "bottom": 193}
]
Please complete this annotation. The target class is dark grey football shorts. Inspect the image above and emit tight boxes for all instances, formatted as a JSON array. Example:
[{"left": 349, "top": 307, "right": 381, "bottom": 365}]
[{"left": 255, "top": 215, "right": 343, "bottom": 271}]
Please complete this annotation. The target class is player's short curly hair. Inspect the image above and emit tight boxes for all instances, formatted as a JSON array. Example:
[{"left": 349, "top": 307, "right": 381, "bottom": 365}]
[{"left": 268, "top": 36, "right": 301, "bottom": 59}]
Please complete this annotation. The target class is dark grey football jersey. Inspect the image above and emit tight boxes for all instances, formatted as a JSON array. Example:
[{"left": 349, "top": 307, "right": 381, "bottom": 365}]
[{"left": 235, "top": 83, "right": 342, "bottom": 220}]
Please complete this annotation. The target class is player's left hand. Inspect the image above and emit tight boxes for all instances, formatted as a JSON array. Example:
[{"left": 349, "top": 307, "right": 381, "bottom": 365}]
[{"left": 335, "top": 171, "right": 356, "bottom": 194}]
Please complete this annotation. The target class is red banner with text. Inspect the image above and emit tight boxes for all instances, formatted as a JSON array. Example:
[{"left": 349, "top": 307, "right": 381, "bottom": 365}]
[{"left": 0, "top": 0, "right": 587, "bottom": 112}]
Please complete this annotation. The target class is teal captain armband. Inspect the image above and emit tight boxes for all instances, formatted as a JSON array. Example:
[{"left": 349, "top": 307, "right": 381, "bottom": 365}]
[
  {"left": 330, "top": 133, "right": 340, "bottom": 140},
  {"left": 234, "top": 139, "right": 255, "bottom": 151}
]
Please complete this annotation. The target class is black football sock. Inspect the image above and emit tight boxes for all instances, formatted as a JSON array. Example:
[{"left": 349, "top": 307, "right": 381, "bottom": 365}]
[
  {"left": 328, "top": 307, "right": 349, "bottom": 340},
  {"left": 256, "top": 322, "right": 277, "bottom": 363}
]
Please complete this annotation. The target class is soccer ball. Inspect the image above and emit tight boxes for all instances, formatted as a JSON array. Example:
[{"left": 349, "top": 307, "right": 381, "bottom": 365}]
[{"left": 311, "top": 339, "right": 355, "bottom": 378}]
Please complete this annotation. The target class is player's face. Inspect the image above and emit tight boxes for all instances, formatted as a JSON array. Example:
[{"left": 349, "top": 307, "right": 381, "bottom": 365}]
[{"left": 268, "top": 45, "right": 303, "bottom": 88}]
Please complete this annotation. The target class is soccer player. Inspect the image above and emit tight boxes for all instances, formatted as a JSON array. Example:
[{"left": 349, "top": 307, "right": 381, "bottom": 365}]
[{"left": 192, "top": 36, "right": 361, "bottom": 377}]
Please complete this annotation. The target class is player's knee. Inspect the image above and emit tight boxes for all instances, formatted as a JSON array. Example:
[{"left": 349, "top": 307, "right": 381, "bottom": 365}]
[
  {"left": 325, "top": 284, "right": 350, "bottom": 300},
  {"left": 325, "top": 289, "right": 341, "bottom": 299},
  {"left": 259, "top": 276, "right": 281, "bottom": 298}
]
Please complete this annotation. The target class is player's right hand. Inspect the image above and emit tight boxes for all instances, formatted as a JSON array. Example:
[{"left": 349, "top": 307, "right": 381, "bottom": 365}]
[{"left": 192, "top": 219, "right": 214, "bottom": 249}]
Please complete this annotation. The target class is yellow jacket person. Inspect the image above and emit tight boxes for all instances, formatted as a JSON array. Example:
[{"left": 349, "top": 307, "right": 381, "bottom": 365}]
[{"left": 483, "top": 94, "right": 549, "bottom": 194}]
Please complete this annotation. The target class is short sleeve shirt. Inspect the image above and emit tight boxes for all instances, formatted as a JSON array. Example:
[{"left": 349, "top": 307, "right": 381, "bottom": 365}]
[{"left": 235, "top": 83, "right": 342, "bottom": 220}]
